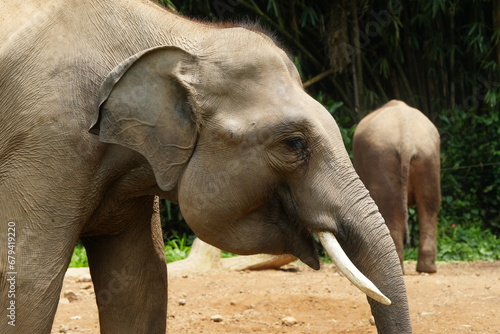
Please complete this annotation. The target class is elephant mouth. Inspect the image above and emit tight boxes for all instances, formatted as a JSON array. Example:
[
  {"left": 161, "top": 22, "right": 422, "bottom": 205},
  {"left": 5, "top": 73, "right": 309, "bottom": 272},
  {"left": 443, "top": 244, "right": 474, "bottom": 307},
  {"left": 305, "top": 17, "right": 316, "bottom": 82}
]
[
  {"left": 280, "top": 223, "right": 391, "bottom": 305},
  {"left": 284, "top": 227, "right": 320, "bottom": 270},
  {"left": 270, "top": 191, "right": 391, "bottom": 305}
]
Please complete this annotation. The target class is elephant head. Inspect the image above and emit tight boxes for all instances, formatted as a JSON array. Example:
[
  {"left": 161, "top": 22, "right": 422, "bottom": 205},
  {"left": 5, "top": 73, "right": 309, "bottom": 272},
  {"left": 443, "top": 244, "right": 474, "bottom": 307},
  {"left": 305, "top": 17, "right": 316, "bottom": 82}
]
[{"left": 91, "top": 27, "right": 412, "bottom": 333}]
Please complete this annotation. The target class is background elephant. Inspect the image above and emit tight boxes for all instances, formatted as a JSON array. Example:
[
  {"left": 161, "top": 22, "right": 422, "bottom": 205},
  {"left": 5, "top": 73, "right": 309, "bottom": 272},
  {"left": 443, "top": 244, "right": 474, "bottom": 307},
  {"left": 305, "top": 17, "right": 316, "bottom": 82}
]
[
  {"left": 0, "top": 1, "right": 411, "bottom": 333},
  {"left": 353, "top": 100, "right": 441, "bottom": 273}
]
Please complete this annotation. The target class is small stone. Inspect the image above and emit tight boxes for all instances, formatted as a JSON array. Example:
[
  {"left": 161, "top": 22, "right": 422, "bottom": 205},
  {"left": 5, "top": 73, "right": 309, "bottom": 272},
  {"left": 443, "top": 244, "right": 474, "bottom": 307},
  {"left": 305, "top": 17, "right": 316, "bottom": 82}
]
[
  {"left": 58, "top": 325, "right": 68, "bottom": 333},
  {"left": 282, "top": 316, "right": 297, "bottom": 326},
  {"left": 369, "top": 316, "right": 376, "bottom": 326},
  {"left": 178, "top": 298, "right": 186, "bottom": 306},
  {"left": 59, "top": 298, "right": 70, "bottom": 304},
  {"left": 63, "top": 290, "right": 80, "bottom": 302},
  {"left": 242, "top": 309, "right": 258, "bottom": 316},
  {"left": 70, "top": 315, "right": 81, "bottom": 320},
  {"left": 421, "top": 312, "right": 435, "bottom": 316},
  {"left": 182, "top": 274, "right": 188, "bottom": 278},
  {"left": 211, "top": 314, "right": 224, "bottom": 322},
  {"left": 77, "top": 274, "right": 92, "bottom": 283}
]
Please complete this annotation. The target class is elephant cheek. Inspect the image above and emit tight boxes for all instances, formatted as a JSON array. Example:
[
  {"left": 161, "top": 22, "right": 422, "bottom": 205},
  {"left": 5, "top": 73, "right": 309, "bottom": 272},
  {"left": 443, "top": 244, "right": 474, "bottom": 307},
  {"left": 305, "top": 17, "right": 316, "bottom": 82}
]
[{"left": 177, "top": 186, "right": 220, "bottom": 240}]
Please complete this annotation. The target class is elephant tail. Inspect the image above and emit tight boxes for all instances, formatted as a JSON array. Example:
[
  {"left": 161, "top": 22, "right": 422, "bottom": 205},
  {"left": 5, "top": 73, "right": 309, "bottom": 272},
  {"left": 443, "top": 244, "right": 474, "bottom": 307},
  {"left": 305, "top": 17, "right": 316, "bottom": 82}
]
[{"left": 400, "top": 153, "right": 411, "bottom": 248}]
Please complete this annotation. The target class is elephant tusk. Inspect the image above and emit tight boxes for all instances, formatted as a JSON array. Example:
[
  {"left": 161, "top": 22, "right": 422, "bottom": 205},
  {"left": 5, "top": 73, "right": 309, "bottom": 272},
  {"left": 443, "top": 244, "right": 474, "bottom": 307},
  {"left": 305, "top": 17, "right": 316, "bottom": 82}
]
[{"left": 317, "top": 231, "right": 392, "bottom": 305}]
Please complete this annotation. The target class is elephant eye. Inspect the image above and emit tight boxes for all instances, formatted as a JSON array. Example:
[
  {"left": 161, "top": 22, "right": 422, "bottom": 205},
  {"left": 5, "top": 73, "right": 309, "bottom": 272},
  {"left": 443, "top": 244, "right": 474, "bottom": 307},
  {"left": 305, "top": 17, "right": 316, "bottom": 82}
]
[
  {"left": 284, "top": 136, "right": 307, "bottom": 151},
  {"left": 282, "top": 136, "right": 310, "bottom": 165},
  {"left": 268, "top": 134, "right": 310, "bottom": 172}
]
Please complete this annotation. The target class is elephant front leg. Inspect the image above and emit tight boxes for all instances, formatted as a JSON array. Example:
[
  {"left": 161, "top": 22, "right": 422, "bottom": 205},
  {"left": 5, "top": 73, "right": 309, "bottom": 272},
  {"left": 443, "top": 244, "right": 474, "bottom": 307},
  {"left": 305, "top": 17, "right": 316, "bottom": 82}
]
[
  {"left": 82, "top": 197, "right": 168, "bottom": 334},
  {"left": 0, "top": 218, "right": 79, "bottom": 334}
]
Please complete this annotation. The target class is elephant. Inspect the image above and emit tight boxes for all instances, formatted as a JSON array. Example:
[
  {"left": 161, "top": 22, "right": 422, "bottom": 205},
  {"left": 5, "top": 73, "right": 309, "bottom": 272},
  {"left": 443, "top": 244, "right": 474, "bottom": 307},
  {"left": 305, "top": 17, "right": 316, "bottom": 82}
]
[
  {"left": 0, "top": 1, "right": 412, "bottom": 333},
  {"left": 353, "top": 100, "right": 441, "bottom": 273}
]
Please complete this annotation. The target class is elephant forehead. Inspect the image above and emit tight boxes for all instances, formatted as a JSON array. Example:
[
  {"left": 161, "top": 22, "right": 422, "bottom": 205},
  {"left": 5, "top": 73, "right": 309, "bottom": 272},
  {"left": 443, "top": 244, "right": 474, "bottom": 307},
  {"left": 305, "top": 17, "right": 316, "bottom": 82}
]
[{"left": 196, "top": 30, "right": 298, "bottom": 89}]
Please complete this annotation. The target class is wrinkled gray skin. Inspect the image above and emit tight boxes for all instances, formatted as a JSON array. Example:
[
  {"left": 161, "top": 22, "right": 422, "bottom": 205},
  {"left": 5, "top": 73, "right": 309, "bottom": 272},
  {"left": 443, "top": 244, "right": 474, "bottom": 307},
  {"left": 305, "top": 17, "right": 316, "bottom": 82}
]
[
  {"left": 353, "top": 100, "right": 441, "bottom": 273},
  {"left": 0, "top": 1, "right": 412, "bottom": 333}
]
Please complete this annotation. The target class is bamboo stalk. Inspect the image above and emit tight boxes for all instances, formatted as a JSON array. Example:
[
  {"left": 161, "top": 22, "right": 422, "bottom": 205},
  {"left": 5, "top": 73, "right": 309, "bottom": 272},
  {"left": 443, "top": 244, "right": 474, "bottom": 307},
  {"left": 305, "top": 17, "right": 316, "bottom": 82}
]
[{"left": 302, "top": 68, "right": 334, "bottom": 88}]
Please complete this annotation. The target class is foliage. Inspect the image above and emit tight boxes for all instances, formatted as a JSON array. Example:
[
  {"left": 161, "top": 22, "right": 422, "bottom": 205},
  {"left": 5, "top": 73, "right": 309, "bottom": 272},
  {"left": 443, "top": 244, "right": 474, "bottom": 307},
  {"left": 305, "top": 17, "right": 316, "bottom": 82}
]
[
  {"left": 404, "top": 222, "right": 500, "bottom": 262},
  {"left": 164, "top": 234, "right": 195, "bottom": 262},
  {"left": 69, "top": 244, "right": 88, "bottom": 268},
  {"left": 437, "top": 224, "right": 499, "bottom": 262},
  {"left": 437, "top": 107, "right": 500, "bottom": 233},
  {"left": 159, "top": 199, "right": 192, "bottom": 239}
]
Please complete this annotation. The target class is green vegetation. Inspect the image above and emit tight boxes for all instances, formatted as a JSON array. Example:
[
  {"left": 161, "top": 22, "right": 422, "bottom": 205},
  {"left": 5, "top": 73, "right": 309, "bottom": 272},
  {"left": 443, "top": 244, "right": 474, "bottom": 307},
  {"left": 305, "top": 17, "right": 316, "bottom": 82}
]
[
  {"left": 164, "top": 234, "right": 193, "bottom": 262},
  {"left": 404, "top": 222, "right": 500, "bottom": 262},
  {"left": 69, "top": 244, "right": 88, "bottom": 268}
]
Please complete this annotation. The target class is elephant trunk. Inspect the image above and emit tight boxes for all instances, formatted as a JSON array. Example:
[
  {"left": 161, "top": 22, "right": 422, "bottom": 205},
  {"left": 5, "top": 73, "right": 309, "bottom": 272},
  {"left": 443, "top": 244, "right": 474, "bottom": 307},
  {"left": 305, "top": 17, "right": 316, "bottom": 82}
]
[{"left": 302, "top": 162, "right": 413, "bottom": 333}]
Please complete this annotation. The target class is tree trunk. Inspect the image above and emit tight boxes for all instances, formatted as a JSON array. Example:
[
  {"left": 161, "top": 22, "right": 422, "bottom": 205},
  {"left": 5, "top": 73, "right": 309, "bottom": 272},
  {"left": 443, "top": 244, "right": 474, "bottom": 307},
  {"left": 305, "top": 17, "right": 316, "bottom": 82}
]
[{"left": 350, "top": 0, "right": 363, "bottom": 112}]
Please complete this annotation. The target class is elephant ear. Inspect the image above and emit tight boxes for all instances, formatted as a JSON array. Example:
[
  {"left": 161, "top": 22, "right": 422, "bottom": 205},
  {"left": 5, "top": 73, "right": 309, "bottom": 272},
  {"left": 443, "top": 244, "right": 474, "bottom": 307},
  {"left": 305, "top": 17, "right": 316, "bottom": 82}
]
[{"left": 90, "top": 46, "right": 198, "bottom": 191}]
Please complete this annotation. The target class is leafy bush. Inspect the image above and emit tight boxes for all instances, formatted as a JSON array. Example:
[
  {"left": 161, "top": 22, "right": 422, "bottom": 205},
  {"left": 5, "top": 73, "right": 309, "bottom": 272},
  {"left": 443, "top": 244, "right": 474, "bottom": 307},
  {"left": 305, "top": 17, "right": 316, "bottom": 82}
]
[
  {"left": 69, "top": 244, "right": 88, "bottom": 268},
  {"left": 404, "top": 221, "right": 500, "bottom": 262},
  {"left": 160, "top": 199, "right": 191, "bottom": 240},
  {"left": 164, "top": 234, "right": 195, "bottom": 262},
  {"left": 437, "top": 107, "right": 500, "bottom": 233},
  {"left": 437, "top": 224, "right": 499, "bottom": 262}
]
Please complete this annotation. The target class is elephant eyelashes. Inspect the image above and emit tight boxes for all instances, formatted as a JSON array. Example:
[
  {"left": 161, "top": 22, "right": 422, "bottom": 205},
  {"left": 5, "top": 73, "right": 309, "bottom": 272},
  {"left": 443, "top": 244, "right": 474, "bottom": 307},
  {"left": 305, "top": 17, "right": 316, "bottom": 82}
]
[
  {"left": 284, "top": 137, "right": 307, "bottom": 151},
  {"left": 282, "top": 136, "right": 310, "bottom": 165}
]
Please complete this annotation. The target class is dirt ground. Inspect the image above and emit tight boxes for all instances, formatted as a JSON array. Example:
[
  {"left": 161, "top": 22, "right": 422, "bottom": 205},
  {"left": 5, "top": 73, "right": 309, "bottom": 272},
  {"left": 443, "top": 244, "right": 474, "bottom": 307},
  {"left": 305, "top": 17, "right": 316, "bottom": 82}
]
[{"left": 52, "top": 261, "right": 499, "bottom": 334}]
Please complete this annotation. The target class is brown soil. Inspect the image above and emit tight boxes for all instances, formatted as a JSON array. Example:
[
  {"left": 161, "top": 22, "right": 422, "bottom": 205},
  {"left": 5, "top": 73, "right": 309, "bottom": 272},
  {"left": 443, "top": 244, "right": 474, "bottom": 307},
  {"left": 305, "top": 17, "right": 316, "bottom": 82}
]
[{"left": 52, "top": 261, "right": 499, "bottom": 334}]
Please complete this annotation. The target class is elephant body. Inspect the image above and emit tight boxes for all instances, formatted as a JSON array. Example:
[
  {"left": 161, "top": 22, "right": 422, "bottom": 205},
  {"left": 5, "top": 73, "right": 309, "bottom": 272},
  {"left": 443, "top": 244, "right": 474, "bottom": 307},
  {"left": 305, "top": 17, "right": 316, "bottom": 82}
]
[
  {"left": 353, "top": 100, "right": 441, "bottom": 273},
  {"left": 0, "top": 1, "right": 412, "bottom": 333}
]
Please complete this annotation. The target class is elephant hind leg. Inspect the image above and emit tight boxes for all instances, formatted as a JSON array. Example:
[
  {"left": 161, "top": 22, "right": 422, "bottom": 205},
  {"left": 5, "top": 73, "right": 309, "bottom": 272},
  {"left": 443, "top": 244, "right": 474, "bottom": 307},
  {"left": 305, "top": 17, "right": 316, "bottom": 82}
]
[
  {"left": 411, "top": 160, "right": 440, "bottom": 273},
  {"left": 82, "top": 197, "right": 167, "bottom": 334},
  {"left": 415, "top": 200, "right": 439, "bottom": 273},
  {"left": 357, "top": 153, "right": 407, "bottom": 271},
  {"left": 370, "top": 184, "right": 407, "bottom": 270}
]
